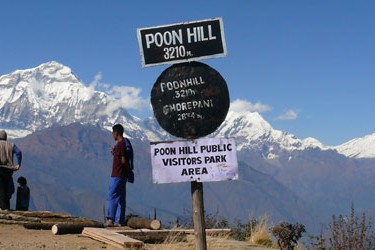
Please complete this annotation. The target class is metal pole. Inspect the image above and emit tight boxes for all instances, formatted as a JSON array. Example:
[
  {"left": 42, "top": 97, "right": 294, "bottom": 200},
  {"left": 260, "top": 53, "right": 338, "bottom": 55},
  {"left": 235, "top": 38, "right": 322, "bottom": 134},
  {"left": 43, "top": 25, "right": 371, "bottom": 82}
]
[{"left": 191, "top": 181, "right": 207, "bottom": 250}]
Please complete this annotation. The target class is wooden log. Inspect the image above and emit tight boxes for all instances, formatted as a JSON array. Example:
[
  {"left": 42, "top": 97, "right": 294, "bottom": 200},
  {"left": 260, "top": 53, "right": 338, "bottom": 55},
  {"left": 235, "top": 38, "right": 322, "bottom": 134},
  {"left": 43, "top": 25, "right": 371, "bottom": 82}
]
[
  {"left": 0, "top": 213, "right": 41, "bottom": 223},
  {"left": 52, "top": 222, "right": 104, "bottom": 235},
  {"left": 24, "top": 222, "right": 56, "bottom": 230},
  {"left": 25, "top": 221, "right": 104, "bottom": 231},
  {"left": 0, "top": 219, "right": 31, "bottom": 225},
  {"left": 127, "top": 216, "right": 161, "bottom": 230},
  {"left": 0, "top": 214, "right": 11, "bottom": 220},
  {"left": 52, "top": 224, "right": 82, "bottom": 235},
  {"left": 9, "top": 213, "right": 40, "bottom": 222},
  {"left": 3, "top": 210, "right": 72, "bottom": 218}
]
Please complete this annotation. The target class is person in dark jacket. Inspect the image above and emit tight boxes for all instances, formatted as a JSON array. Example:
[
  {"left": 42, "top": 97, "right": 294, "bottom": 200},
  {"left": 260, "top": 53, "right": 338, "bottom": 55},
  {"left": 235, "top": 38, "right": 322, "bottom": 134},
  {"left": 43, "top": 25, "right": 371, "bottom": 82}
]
[
  {"left": 16, "top": 176, "right": 30, "bottom": 211},
  {"left": 0, "top": 130, "right": 22, "bottom": 210}
]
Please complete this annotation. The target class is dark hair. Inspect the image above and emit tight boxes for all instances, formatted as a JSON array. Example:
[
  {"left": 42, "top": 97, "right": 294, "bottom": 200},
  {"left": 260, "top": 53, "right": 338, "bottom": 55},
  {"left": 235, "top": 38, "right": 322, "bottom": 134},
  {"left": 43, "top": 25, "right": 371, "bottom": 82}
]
[
  {"left": 112, "top": 124, "right": 124, "bottom": 135},
  {"left": 17, "top": 176, "right": 27, "bottom": 186}
]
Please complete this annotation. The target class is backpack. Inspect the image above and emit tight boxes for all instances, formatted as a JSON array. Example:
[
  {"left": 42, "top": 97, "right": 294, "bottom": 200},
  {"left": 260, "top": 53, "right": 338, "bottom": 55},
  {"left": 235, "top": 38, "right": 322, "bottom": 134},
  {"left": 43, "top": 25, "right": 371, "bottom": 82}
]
[{"left": 124, "top": 138, "right": 134, "bottom": 183}]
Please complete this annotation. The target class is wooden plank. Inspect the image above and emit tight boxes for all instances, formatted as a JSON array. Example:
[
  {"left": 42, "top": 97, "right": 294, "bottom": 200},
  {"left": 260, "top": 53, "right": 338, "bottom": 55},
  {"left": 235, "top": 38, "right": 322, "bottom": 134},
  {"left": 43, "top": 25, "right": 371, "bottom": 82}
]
[
  {"left": 110, "top": 228, "right": 230, "bottom": 244},
  {"left": 117, "top": 230, "right": 186, "bottom": 243},
  {"left": 83, "top": 228, "right": 143, "bottom": 249},
  {"left": 112, "top": 228, "right": 231, "bottom": 236},
  {"left": 82, "top": 230, "right": 124, "bottom": 249},
  {"left": 82, "top": 233, "right": 125, "bottom": 249},
  {"left": 181, "top": 228, "right": 232, "bottom": 236},
  {"left": 82, "top": 227, "right": 144, "bottom": 249},
  {"left": 83, "top": 227, "right": 142, "bottom": 244}
]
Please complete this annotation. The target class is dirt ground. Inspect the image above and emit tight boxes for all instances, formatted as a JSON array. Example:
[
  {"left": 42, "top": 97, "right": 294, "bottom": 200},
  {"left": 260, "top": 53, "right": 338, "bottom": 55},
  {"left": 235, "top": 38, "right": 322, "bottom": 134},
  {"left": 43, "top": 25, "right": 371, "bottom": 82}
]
[{"left": 0, "top": 224, "right": 275, "bottom": 250}]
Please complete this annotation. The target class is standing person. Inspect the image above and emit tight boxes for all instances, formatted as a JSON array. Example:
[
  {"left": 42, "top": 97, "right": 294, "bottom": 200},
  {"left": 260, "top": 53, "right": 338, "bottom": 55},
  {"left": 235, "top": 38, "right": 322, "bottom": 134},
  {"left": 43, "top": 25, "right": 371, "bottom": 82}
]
[
  {"left": 0, "top": 130, "right": 22, "bottom": 210},
  {"left": 16, "top": 176, "right": 30, "bottom": 211},
  {"left": 106, "top": 124, "right": 132, "bottom": 226}
]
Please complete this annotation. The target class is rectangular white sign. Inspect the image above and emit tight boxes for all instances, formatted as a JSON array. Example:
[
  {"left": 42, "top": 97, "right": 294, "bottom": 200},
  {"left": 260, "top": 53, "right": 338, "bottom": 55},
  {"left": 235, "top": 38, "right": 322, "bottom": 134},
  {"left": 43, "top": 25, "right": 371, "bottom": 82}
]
[{"left": 150, "top": 137, "right": 238, "bottom": 184}]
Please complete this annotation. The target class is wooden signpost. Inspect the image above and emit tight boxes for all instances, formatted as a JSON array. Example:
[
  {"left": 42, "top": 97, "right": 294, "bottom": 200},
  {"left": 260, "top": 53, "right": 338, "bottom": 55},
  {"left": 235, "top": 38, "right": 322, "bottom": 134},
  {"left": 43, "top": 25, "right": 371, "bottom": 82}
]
[{"left": 138, "top": 17, "right": 236, "bottom": 250}]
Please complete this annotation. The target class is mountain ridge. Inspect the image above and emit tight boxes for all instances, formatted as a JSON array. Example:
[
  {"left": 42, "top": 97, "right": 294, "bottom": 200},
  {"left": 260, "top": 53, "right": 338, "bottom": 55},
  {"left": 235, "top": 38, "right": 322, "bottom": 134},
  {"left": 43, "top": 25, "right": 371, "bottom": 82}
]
[
  {"left": 12, "top": 123, "right": 320, "bottom": 231},
  {"left": 0, "top": 61, "right": 374, "bottom": 161},
  {"left": 333, "top": 133, "right": 375, "bottom": 159},
  {"left": 2, "top": 62, "right": 375, "bottom": 233}
]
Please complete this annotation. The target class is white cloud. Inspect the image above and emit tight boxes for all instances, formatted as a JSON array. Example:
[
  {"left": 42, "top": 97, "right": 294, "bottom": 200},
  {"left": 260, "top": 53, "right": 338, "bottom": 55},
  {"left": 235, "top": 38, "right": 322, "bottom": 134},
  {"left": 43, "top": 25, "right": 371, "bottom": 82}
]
[
  {"left": 87, "top": 72, "right": 150, "bottom": 115},
  {"left": 87, "top": 72, "right": 102, "bottom": 99},
  {"left": 230, "top": 99, "right": 272, "bottom": 113},
  {"left": 104, "top": 86, "right": 149, "bottom": 114},
  {"left": 276, "top": 109, "right": 299, "bottom": 120}
]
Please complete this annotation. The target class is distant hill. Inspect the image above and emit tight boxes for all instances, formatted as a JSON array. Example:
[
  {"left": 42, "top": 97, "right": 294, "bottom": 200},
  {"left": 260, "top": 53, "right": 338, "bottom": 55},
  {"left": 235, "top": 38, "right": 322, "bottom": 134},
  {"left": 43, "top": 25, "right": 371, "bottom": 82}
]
[{"left": 12, "top": 123, "right": 319, "bottom": 231}]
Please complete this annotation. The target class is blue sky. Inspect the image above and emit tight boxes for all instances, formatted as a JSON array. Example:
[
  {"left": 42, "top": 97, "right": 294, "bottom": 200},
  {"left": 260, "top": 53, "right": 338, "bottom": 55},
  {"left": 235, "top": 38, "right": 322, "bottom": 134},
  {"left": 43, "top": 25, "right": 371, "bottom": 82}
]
[{"left": 1, "top": 0, "right": 374, "bottom": 146}]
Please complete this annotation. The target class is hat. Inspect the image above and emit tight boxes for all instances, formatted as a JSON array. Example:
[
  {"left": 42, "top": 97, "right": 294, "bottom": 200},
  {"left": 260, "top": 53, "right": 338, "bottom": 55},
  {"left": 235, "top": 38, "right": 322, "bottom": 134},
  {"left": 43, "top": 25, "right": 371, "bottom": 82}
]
[{"left": 0, "top": 130, "right": 7, "bottom": 140}]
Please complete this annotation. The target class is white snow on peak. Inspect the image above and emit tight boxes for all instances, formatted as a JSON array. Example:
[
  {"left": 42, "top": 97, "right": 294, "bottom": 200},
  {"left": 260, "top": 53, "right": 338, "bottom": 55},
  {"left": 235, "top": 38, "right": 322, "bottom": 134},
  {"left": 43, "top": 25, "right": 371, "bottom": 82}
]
[
  {"left": 214, "top": 110, "right": 325, "bottom": 154},
  {"left": 333, "top": 133, "right": 375, "bottom": 159},
  {"left": 1, "top": 61, "right": 98, "bottom": 115},
  {"left": 4, "top": 129, "right": 32, "bottom": 139},
  {"left": 0, "top": 61, "right": 152, "bottom": 139},
  {"left": 302, "top": 137, "right": 328, "bottom": 149}
]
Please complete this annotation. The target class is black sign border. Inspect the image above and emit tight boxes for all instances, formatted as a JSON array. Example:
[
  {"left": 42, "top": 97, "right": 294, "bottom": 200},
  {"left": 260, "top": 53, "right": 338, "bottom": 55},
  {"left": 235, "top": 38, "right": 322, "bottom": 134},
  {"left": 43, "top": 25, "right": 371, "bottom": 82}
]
[
  {"left": 151, "top": 61, "right": 230, "bottom": 139},
  {"left": 137, "top": 17, "right": 227, "bottom": 67}
]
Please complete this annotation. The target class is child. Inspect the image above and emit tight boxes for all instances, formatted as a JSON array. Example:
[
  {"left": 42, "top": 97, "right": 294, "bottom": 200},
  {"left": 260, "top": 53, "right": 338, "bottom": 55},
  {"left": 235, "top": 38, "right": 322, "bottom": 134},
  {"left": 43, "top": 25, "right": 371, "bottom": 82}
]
[{"left": 16, "top": 176, "right": 30, "bottom": 211}]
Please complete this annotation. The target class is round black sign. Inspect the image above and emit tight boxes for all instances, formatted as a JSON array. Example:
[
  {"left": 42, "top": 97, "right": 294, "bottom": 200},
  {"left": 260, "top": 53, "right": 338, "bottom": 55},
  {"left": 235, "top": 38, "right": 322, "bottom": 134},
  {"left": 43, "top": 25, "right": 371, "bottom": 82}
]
[{"left": 151, "top": 61, "right": 229, "bottom": 139}]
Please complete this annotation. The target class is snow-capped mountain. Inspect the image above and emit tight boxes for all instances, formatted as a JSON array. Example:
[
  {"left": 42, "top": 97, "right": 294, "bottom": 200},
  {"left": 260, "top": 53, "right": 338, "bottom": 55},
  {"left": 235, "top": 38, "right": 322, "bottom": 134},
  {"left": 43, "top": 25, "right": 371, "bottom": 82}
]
[
  {"left": 214, "top": 110, "right": 375, "bottom": 160},
  {"left": 333, "top": 133, "right": 375, "bottom": 159},
  {"left": 213, "top": 110, "right": 328, "bottom": 159},
  {"left": 1, "top": 61, "right": 374, "bottom": 159},
  {"left": 0, "top": 61, "right": 159, "bottom": 140}
]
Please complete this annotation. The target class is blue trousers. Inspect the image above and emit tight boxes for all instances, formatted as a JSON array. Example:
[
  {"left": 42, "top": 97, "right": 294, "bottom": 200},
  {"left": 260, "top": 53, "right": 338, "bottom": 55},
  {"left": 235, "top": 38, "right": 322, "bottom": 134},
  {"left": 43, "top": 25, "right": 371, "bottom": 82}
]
[{"left": 106, "top": 177, "right": 127, "bottom": 225}]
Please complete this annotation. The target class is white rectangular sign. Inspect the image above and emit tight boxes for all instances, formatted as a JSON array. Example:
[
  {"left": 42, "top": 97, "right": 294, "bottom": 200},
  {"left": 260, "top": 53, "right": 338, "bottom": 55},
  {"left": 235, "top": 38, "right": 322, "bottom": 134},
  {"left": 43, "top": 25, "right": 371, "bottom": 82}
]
[{"left": 150, "top": 137, "right": 238, "bottom": 184}]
